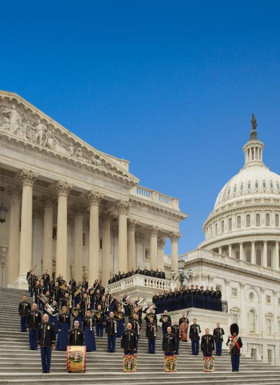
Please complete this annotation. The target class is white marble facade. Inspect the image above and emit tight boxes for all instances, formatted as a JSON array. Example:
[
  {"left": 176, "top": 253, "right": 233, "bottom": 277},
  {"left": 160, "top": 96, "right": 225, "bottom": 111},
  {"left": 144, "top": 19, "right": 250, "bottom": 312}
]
[
  {"left": 0, "top": 91, "right": 187, "bottom": 289},
  {"left": 180, "top": 123, "right": 280, "bottom": 366}
]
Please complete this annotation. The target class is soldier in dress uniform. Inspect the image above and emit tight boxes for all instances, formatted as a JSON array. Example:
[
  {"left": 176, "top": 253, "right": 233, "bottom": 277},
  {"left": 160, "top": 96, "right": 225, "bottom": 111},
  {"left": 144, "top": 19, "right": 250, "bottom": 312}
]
[
  {"left": 18, "top": 295, "right": 31, "bottom": 332},
  {"left": 38, "top": 314, "right": 56, "bottom": 373},
  {"left": 213, "top": 322, "right": 225, "bottom": 356},
  {"left": 42, "top": 270, "right": 50, "bottom": 287},
  {"left": 83, "top": 310, "right": 96, "bottom": 351},
  {"left": 135, "top": 266, "right": 142, "bottom": 275},
  {"left": 56, "top": 306, "right": 70, "bottom": 350},
  {"left": 226, "top": 323, "right": 243, "bottom": 372},
  {"left": 201, "top": 328, "right": 215, "bottom": 357},
  {"left": 72, "top": 303, "right": 83, "bottom": 328},
  {"left": 26, "top": 303, "right": 42, "bottom": 350},
  {"left": 105, "top": 311, "right": 117, "bottom": 352},
  {"left": 115, "top": 305, "right": 125, "bottom": 338},
  {"left": 146, "top": 316, "right": 157, "bottom": 354},
  {"left": 69, "top": 320, "right": 84, "bottom": 345},
  {"left": 130, "top": 313, "right": 140, "bottom": 346},
  {"left": 159, "top": 310, "right": 171, "bottom": 335},
  {"left": 162, "top": 326, "right": 177, "bottom": 356},
  {"left": 159, "top": 269, "right": 165, "bottom": 279},
  {"left": 121, "top": 323, "right": 138, "bottom": 354},
  {"left": 94, "top": 304, "right": 105, "bottom": 337},
  {"left": 172, "top": 320, "right": 181, "bottom": 355},
  {"left": 189, "top": 318, "right": 201, "bottom": 355}
]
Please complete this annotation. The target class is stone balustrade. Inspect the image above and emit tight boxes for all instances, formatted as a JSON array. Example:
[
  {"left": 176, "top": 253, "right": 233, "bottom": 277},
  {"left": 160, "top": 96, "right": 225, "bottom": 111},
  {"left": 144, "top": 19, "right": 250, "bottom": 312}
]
[{"left": 130, "top": 185, "right": 180, "bottom": 210}]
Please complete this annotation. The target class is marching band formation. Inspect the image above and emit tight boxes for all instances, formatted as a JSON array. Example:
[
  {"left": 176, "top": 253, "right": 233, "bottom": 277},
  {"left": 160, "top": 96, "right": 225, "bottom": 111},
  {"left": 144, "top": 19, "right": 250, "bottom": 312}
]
[{"left": 20, "top": 268, "right": 241, "bottom": 374}]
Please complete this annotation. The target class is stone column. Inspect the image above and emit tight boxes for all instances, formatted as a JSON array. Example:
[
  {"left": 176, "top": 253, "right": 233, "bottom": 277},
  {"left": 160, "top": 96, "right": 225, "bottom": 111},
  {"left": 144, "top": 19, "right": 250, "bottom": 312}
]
[
  {"left": 18, "top": 170, "right": 38, "bottom": 285},
  {"left": 101, "top": 211, "right": 112, "bottom": 285},
  {"left": 170, "top": 232, "right": 181, "bottom": 274},
  {"left": 135, "top": 232, "right": 144, "bottom": 269},
  {"left": 263, "top": 241, "right": 268, "bottom": 268},
  {"left": 252, "top": 241, "right": 256, "bottom": 265},
  {"left": 112, "top": 226, "right": 119, "bottom": 274},
  {"left": 6, "top": 185, "right": 21, "bottom": 285},
  {"left": 239, "top": 283, "right": 245, "bottom": 334},
  {"left": 32, "top": 208, "right": 44, "bottom": 278},
  {"left": 72, "top": 203, "right": 86, "bottom": 283},
  {"left": 87, "top": 191, "right": 102, "bottom": 284},
  {"left": 127, "top": 219, "right": 137, "bottom": 271},
  {"left": 149, "top": 226, "right": 159, "bottom": 271},
  {"left": 240, "top": 242, "right": 244, "bottom": 261},
  {"left": 55, "top": 181, "right": 72, "bottom": 280},
  {"left": 275, "top": 241, "right": 279, "bottom": 270},
  {"left": 41, "top": 195, "right": 56, "bottom": 275},
  {"left": 116, "top": 201, "right": 130, "bottom": 273},
  {"left": 228, "top": 244, "right": 232, "bottom": 258},
  {"left": 218, "top": 246, "right": 222, "bottom": 255},
  {"left": 157, "top": 239, "right": 166, "bottom": 271}
]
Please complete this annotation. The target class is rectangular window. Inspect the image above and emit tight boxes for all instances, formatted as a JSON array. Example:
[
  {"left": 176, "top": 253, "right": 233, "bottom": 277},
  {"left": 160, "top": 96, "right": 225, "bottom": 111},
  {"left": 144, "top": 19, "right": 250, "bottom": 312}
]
[
  {"left": 266, "top": 295, "right": 271, "bottom": 304},
  {"left": 232, "top": 288, "right": 237, "bottom": 297},
  {"left": 266, "top": 319, "right": 272, "bottom": 335},
  {"left": 83, "top": 232, "right": 86, "bottom": 247}
]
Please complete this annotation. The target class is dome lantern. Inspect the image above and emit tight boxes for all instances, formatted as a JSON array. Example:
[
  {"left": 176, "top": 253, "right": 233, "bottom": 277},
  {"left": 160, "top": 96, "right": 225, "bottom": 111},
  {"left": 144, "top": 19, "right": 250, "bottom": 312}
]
[{"left": 243, "top": 114, "right": 264, "bottom": 168}]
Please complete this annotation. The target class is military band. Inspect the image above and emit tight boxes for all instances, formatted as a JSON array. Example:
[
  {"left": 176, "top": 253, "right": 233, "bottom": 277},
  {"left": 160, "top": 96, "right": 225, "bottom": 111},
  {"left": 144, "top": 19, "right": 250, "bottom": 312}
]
[
  {"left": 213, "top": 322, "right": 225, "bottom": 356},
  {"left": 189, "top": 318, "right": 201, "bottom": 355},
  {"left": 227, "top": 323, "right": 243, "bottom": 372},
  {"left": 38, "top": 314, "right": 56, "bottom": 373},
  {"left": 26, "top": 303, "right": 42, "bottom": 350},
  {"left": 69, "top": 321, "right": 84, "bottom": 345}
]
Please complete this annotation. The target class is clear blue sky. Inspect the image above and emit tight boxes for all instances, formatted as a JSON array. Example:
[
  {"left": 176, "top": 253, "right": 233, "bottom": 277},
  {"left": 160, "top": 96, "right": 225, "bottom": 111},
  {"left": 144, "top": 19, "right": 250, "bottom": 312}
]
[{"left": 1, "top": 1, "right": 280, "bottom": 255}]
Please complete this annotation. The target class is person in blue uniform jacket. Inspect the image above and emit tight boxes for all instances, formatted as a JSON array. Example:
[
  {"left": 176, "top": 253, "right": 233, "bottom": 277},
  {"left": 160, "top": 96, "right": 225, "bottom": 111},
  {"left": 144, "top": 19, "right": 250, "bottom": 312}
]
[
  {"left": 38, "top": 313, "right": 56, "bottom": 373},
  {"left": 56, "top": 306, "right": 70, "bottom": 351},
  {"left": 83, "top": 310, "right": 97, "bottom": 352},
  {"left": 213, "top": 322, "right": 225, "bottom": 356},
  {"left": 18, "top": 295, "right": 31, "bottom": 332},
  {"left": 121, "top": 323, "right": 138, "bottom": 355},
  {"left": 26, "top": 303, "right": 42, "bottom": 350}
]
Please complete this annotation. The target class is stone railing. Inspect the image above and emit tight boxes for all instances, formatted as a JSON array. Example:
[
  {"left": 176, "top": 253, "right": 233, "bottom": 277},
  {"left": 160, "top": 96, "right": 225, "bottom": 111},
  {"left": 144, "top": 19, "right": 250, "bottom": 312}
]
[
  {"left": 108, "top": 274, "right": 176, "bottom": 295},
  {"left": 130, "top": 185, "right": 180, "bottom": 210}
]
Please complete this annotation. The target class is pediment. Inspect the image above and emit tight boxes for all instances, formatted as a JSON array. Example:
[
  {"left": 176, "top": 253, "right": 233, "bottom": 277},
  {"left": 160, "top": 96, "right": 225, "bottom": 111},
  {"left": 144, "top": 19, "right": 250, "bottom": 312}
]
[{"left": 0, "top": 91, "right": 139, "bottom": 186}]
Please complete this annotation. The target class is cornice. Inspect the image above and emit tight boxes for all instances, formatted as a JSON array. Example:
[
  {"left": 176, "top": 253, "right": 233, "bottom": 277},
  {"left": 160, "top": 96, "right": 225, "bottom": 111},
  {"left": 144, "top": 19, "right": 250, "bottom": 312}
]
[
  {"left": 184, "top": 257, "right": 280, "bottom": 284},
  {"left": 129, "top": 197, "right": 187, "bottom": 220},
  {"left": 201, "top": 231, "right": 280, "bottom": 248}
]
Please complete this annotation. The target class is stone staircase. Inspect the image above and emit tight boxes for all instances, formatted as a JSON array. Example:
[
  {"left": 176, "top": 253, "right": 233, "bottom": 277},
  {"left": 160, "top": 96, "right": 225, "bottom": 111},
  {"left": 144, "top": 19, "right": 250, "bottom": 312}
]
[{"left": 0, "top": 287, "right": 280, "bottom": 384}]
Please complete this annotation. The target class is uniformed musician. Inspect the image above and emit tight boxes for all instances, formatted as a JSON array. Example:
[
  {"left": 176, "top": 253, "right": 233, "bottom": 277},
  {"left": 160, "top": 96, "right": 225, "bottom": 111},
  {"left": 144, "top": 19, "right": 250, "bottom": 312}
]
[
  {"left": 189, "top": 318, "right": 201, "bottom": 355},
  {"left": 201, "top": 328, "right": 215, "bottom": 357},
  {"left": 213, "top": 322, "right": 225, "bottom": 356},
  {"left": 171, "top": 320, "right": 181, "bottom": 355},
  {"left": 56, "top": 306, "right": 70, "bottom": 351},
  {"left": 159, "top": 310, "right": 171, "bottom": 335},
  {"left": 72, "top": 303, "right": 82, "bottom": 328},
  {"left": 69, "top": 320, "right": 84, "bottom": 346},
  {"left": 26, "top": 303, "right": 42, "bottom": 350},
  {"left": 121, "top": 323, "right": 138, "bottom": 355},
  {"left": 38, "top": 314, "right": 56, "bottom": 373},
  {"left": 18, "top": 295, "right": 31, "bottom": 332},
  {"left": 94, "top": 304, "right": 105, "bottom": 337},
  {"left": 104, "top": 312, "right": 117, "bottom": 352},
  {"left": 162, "top": 326, "right": 176, "bottom": 356},
  {"left": 226, "top": 323, "right": 243, "bottom": 372},
  {"left": 83, "top": 309, "right": 97, "bottom": 351},
  {"left": 146, "top": 316, "right": 157, "bottom": 354}
]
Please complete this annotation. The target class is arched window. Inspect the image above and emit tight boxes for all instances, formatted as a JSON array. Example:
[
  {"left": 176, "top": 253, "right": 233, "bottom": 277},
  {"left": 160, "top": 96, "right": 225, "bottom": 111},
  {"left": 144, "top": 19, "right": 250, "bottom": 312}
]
[
  {"left": 266, "top": 213, "right": 270, "bottom": 226},
  {"left": 246, "top": 248, "right": 251, "bottom": 263},
  {"left": 249, "top": 310, "right": 256, "bottom": 333},
  {"left": 237, "top": 216, "right": 241, "bottom": 229},
  {"left": 246, "top": 214, "right": 251, "bottom": 228},
  {"left": 256, "top": 248, "right": 262, "bottom": 266},
  {"left": 275, "top": 214, "right": 279, "bottom": 227},
  {"left": 267, "top": 248, "right": 272, "bottom": 268},
  {"left": 221, "top": 221, "right": 225, "bottom": 233},
  {"left": 256, "top": 213, "right": 261, "bottom": 227},
  {"left": 229, "top": 218, "right": 232, "bottom": 231}
]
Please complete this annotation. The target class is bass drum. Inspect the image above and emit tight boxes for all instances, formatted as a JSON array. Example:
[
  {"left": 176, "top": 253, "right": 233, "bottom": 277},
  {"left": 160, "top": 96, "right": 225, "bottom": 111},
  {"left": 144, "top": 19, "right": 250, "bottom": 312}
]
[{"left": 67, "top": 345, "right": 86, "bottom": 373}]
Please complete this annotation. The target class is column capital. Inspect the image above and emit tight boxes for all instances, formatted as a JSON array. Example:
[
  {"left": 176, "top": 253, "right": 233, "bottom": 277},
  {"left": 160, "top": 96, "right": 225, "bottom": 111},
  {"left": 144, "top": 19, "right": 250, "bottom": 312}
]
[
  {"left": 149, "top": 225, "right": 160, "bottom": 236},
  {"left": 224, "top": 279, "right": 231, "bottom": 285},
  {"left": 170, "top": 232, "right": 182, "bottom": 243},
  {"left": 158, "top": 238, "right": 166, "bottom": 249},
  {"left": 128, "top": 219, "right": 139, "bottom": 231},
  {"left": 87, "top": 190, "right": 103, "bottom": 206},
  {"left": 19, "top": 169, "right": 38, "bottom": 187},
  {"left": 40, "top": 194, "right": 56, "bottom": 209},
  {"left": 135, "top": 232, "right": 144, "bottom": 243},
  {"left": 100, "top": 211, "right": 113, "bottom": 223},
  {"left": 55, "top": 180, "right": 73, "bottom": 197},
  {"left": 6, "top": 185, "right": 21, "bottom": 205},
  {"left": 116, "top": 200, "right": 131, "bottom": 215},
  {"left": 72, "top": 202, "right": 87, "bottom": 215}
]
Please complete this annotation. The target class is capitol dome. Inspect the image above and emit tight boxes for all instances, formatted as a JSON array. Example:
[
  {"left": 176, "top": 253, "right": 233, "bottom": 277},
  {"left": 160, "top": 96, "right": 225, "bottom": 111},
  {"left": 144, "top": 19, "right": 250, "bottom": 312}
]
[{"left": 199, "top": 115, "right": 280, "bottom": 270}]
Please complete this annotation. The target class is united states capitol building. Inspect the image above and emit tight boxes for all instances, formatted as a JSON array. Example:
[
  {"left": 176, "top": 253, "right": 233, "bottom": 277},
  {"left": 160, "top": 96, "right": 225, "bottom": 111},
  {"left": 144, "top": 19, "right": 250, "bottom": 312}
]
[
  {"left": 181, "top": 117, "right": 280, "bottom": 365},
  {"left": 0, "top": 90, "right": 279, "bottom": 365}
]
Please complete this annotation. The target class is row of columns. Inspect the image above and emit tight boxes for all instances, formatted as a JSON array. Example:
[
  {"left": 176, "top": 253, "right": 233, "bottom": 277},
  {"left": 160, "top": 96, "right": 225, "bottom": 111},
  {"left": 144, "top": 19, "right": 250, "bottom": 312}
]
[
  {"left": 7, "top": 169, "right": 181, "bottom": 286},
  {"left": 218, "top": 240, "right": 280, "bottom": 269}
]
